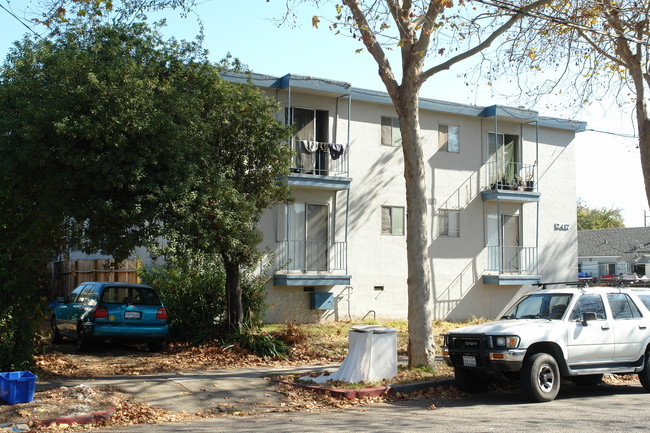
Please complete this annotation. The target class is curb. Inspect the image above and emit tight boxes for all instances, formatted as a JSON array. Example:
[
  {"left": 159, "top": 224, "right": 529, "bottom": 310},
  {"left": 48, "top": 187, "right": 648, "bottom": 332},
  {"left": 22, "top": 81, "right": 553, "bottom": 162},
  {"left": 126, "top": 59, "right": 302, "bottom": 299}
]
[
  {"left": 277, "top": 378, "right": 454, "bottom": 400},
  {"left": 277, "top": 380, "right": 390, "bottom": 400},
  {"left": 31, "top": 406, "right": 116, "bottom": 427}
]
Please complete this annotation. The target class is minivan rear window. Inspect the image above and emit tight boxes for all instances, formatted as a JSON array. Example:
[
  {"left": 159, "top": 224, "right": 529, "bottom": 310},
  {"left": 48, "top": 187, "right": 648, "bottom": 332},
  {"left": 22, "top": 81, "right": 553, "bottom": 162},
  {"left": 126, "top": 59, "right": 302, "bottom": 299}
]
[{"left": 101, "top": 286, "right": 162, "bottom": 306}]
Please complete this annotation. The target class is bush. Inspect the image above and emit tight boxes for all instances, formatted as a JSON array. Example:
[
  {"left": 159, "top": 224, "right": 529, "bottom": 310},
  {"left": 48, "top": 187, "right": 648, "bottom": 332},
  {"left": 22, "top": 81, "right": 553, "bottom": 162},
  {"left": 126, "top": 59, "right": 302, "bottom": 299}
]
[
  {"left": 0, "top": 285, "right": 45, "bottom": 371},
  {"left": 224, "top": 321, "right": 290, "bottom": 359},
  {"left": 272, "top": 323, "right": 308, "bottom": 346},
  {"left": 139, "top": 257, "right": 227, "bottom": 342},
  {"left": 138, "top": 254, "right": 271, "bottom": 343}
]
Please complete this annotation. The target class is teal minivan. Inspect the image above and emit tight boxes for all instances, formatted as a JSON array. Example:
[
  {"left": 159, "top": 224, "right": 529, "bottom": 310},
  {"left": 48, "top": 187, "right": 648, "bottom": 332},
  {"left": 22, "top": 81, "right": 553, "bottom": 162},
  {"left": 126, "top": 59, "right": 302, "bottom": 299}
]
[{"left": 51, "top": 282, "right": 169, "bottom": 351}]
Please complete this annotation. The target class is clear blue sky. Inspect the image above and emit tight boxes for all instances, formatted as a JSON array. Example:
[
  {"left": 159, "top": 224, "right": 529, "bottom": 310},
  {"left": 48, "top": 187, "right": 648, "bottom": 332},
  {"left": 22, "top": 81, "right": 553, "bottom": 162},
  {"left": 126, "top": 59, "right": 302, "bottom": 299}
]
[{"left": 0, "top": 0, "right": 645, "bottom": 226}]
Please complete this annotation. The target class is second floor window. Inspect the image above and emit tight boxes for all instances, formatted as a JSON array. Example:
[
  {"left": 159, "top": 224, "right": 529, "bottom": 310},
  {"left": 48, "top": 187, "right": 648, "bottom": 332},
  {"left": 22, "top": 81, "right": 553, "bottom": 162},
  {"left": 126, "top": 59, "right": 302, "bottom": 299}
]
[
  {"left": 438, "top": 209, "right": 460, "bottom": 237},
  {"left": 381, "top": 206, "right": 404, "bottom": 235},
  {"left": 439, "top": 124, "right": 460, "bottom": 153},
  {"left": 381, "top": 116, "right": 402, "bottom": 147}
]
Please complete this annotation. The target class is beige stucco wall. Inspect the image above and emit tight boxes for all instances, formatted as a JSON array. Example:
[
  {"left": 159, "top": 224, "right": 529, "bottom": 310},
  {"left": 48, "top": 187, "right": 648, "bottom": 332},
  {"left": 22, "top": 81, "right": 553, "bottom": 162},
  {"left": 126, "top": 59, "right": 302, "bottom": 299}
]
[{"left": 260, "top": 87, "right": 579, "bottom": 324}]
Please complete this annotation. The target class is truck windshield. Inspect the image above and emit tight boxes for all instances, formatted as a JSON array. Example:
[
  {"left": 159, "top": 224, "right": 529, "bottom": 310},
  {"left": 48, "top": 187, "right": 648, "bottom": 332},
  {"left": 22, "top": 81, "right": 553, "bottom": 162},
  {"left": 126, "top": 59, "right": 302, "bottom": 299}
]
[{"left": 501, "top": 293, "right": 573, "bottom": 320}]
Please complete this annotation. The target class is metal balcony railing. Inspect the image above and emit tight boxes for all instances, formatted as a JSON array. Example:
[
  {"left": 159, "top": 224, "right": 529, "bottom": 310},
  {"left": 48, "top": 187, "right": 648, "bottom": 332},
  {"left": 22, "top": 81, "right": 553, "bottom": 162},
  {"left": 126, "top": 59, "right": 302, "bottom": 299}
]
[
  {"left": 289, "top": 139, "right": 349, "bottom": 176},
  {"left": 276, "top": 240, "right": 347, "bottom": 273},
  {"left": 487, "top": 246, "right": 538, "bottom": 274},
  {"left": 484, "top": 161, "right": 536, "bottom": 192}
]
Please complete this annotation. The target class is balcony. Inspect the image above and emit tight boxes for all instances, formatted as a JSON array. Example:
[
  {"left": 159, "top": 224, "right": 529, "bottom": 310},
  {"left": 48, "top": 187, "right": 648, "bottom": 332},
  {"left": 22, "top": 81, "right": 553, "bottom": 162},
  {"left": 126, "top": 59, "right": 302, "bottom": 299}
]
[
  {"left": 288, "top": 139, "right": 351, "bottom": 190},
  {"left": 483, "top": 246, "right": 541, "bottom": 285},
  {"left": 273, "top": 240, "right": 350, "bottom": 286},
  {"left": 481, "top": 161, "right": 540, "bottom": 203}
]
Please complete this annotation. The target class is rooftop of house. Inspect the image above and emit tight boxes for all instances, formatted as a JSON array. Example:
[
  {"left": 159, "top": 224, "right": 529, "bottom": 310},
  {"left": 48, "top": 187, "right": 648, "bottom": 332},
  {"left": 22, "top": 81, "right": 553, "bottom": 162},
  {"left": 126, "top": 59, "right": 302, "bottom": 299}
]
[
  {"left": 219, "top": 71, "right": 587, "bottom": 133},
  {"left": 578, "top": 227, "right": 650, "bottom": 261}
]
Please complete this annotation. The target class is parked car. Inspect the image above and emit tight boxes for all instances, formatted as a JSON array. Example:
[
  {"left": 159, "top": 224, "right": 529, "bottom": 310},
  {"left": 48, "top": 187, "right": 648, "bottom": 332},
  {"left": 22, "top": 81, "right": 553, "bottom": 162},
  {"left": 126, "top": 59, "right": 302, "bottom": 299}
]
[
  {"left": 442, "top": 283, "right": 650, "bottom": 402},
  {"left": 51, "top": 281, "right": 168, "bottom": 352}
]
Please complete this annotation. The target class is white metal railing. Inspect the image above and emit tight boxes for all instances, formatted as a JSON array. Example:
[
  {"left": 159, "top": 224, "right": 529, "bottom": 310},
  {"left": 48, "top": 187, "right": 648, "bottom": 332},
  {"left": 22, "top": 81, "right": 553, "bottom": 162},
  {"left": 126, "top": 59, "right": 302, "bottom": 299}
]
[
  {"left": 276, "top": 240, "right": 347, "bottom": 272},
  {"left": 487, "top": 246, "right": 537, "bottom": 274},
  {"left": 485, "top": 161, "right": 536, "bottom": 192},
  {"left": 289, "top": 139, "right": 349, "bottom": 176}
]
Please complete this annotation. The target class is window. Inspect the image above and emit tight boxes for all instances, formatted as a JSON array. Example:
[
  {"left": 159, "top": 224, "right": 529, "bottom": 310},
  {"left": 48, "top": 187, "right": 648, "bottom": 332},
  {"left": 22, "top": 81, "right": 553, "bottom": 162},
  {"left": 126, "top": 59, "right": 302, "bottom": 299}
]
[
  {"left": 64, "top": 285, "right": 86, "bottom": 304},
  {"left": 381, "top": 206, "right": 404, "bottom": 235},
  {"left": 439, "top": 124, "right": 460, "bottom": 152},
  {"left": 381, "top": 116, "right": 401, "bottom": 147},
  {"left": 569, "top": 294, "right": 607, "bottom": 321},
  {"left": 438, "top": 209, "right": 460, "bottom": 237},
  {"left": 487, "top": 132, "right": 519, "bottom": 185},
  {"left": 607, "top": 293, "right": 642, "bottom": 319}
]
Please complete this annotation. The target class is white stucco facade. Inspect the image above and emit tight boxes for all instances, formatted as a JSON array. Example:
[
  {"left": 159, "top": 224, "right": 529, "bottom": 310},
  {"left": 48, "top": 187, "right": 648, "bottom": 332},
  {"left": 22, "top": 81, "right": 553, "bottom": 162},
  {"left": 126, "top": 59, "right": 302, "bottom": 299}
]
[{"left": 238, "top": 72, "right": 584, "bottom": 324}]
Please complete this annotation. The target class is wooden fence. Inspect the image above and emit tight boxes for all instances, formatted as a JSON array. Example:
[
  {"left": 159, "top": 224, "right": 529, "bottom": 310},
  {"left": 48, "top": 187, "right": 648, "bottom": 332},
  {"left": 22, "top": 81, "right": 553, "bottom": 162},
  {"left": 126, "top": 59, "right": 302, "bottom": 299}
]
[{"left": 49, "top": 259, "right": 141, "bottom": 299}]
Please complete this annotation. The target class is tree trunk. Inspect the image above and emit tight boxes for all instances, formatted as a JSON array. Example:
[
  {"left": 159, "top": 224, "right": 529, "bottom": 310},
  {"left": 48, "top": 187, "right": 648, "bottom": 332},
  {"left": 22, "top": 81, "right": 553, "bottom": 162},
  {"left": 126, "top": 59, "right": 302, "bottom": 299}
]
[
  {"left": 395, "top": 82, "right": 436, "bottom": 368},
  {"left": 638, "top": 116, "right": 650, "bottom": 212},
  {"left": 223, "top": 258, "right": 243, "bottom": 328}
]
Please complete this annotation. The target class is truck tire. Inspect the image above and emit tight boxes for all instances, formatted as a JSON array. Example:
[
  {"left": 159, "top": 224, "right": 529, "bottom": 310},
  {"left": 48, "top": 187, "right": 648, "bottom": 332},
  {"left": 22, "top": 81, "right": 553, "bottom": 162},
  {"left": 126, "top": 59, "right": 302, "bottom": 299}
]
[
  {"left": 454, "top": 367, "right": 489, "bottom": 393},
  {"left": 639, "top": 350, "right": 650, "bottom": 392},
  {"left": 521, "top": 353, "right": 560, "bottom": 402}
]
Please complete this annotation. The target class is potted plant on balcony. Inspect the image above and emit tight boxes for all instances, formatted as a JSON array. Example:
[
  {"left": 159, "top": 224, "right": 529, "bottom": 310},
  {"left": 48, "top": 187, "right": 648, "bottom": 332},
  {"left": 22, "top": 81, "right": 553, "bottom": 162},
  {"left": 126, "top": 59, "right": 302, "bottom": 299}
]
[
  {"left": 525, "top": 162, "right": 536, "bottom": 191},
  {"left": 525, "top": 172, "right": 535, "bottom": 191}
]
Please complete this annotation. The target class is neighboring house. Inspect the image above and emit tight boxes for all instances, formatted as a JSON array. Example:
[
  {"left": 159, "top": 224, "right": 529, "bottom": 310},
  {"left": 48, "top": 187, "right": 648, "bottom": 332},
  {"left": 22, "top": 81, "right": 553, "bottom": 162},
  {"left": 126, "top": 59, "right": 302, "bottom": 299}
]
[
  {"left": 578, "top": 227, "right": 650, "bottom": 278},
  {"left": 224, "top": 71, "right": 585, "bottom": 323}
]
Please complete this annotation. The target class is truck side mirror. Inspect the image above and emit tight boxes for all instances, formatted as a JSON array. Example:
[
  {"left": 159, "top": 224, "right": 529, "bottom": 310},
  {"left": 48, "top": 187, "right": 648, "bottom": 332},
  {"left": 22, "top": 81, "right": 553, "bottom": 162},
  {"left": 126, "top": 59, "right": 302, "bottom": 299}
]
[{"left": 582, "top": 312, "right": 597, "bottom": 326}]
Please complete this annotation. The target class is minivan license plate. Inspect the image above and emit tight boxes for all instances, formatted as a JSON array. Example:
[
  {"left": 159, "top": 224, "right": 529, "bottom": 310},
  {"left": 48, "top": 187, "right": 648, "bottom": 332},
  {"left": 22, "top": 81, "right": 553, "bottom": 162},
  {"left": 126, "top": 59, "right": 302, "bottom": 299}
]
[
  {"left": 124, "top": 311, "right": 141, "bottom": 320},
  {"left": 463, "top": 355, "right": 477, "bottom": 367}
]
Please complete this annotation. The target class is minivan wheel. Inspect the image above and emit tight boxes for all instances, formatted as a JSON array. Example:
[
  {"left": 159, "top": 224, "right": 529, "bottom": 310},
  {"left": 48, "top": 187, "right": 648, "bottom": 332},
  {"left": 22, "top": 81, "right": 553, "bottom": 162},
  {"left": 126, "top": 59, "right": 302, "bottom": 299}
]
[
  {"left": 51, "top": 316, "right": 62, "bottom": 344},
  {"left": 76, "top": 324, "right": 92, "bottom": 352},
  {"left": 521, "top": 353, "right": 560, "bottom": 402}
]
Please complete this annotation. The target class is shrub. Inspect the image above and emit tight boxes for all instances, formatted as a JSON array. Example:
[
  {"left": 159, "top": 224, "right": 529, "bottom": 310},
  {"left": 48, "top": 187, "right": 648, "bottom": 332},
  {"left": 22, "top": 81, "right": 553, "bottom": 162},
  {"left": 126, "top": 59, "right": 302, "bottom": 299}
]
[
  {"left": 224, "top": 321, "right": 290, "bottom": 359},
  {"left": 272, "top": 322, "right": 308, "bottom": 346},
  {"left": 139, "top": 257, "right": 227, "bottom": 342},
  {"left": 138, "top": 254, "right": 272, "bottom": 343}
]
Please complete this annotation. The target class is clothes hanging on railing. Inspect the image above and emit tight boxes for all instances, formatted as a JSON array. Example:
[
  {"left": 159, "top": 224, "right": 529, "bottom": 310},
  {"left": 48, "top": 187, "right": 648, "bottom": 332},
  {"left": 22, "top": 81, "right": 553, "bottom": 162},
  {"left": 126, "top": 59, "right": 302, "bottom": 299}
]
[
  {"left": 329, "top": 143, "right": 346, "bottom": 160},
  {"left": 302, "top": 140, "right": 319, "bottom": 153}
]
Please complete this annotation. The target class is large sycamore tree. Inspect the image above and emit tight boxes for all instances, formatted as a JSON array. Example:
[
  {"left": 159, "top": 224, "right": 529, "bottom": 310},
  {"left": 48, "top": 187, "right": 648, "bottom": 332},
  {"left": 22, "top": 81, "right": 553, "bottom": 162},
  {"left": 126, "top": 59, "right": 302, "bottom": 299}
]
[
  {"left": 501, "top": 0, "right": 650, "bottom": 215},
  {"left": 297, "top": 0, "right": 552, "bottom": 367}
]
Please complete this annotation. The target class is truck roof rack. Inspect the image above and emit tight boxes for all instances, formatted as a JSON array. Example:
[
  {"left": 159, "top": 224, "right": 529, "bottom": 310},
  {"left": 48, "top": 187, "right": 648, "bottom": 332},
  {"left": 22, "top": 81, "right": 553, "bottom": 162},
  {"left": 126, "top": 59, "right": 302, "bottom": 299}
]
[{"left": 534, "top": 281, "right": 584, "bottom": 290}]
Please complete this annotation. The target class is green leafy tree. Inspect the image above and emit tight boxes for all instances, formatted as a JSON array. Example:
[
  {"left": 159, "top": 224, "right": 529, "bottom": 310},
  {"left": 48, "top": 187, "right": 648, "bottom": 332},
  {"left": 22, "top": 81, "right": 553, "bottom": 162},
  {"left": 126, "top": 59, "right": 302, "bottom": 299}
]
[
  {"left": 577, "top": 200, "right": 625, "bottom": 230},
  {"left": 0, "top": 22, "right": 291, "bottom": 368}
]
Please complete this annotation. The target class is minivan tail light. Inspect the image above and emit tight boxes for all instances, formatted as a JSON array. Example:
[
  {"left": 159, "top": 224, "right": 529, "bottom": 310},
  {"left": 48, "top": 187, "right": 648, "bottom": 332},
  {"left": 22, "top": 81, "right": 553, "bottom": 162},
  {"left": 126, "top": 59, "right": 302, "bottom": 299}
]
[
  {"left": 93, "top": 305, "right": 109, "bottom": 318},
  {"left": 156, "top": 308, "right": 168, "bottom": 320}
]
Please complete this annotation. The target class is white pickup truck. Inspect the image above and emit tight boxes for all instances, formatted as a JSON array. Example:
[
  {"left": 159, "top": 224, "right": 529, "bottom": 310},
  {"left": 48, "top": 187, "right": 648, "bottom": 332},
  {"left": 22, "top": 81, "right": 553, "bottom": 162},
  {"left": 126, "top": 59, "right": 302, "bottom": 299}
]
[{"left": 442, "top": 284, "right": 650, "bottom": 402}]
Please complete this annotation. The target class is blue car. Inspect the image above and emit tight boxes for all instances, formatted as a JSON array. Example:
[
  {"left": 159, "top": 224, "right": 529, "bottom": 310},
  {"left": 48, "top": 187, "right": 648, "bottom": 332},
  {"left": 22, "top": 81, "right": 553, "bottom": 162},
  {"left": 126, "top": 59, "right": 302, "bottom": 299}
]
[{"left": 51, "top": 281, "right": 169, "bottom": 352}]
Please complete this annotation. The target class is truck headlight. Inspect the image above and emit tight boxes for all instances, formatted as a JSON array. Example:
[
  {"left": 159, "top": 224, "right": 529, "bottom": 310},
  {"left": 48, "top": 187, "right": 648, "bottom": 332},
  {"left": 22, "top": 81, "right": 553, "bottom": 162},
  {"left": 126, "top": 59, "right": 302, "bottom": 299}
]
[{"left": 492, "top": 336, "right": 520, "bottom": 349}]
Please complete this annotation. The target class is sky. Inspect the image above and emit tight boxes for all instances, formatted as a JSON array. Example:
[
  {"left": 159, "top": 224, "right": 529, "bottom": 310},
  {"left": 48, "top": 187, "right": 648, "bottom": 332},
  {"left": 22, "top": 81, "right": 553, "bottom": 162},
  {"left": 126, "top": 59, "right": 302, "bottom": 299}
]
[{"left": 0, "top": 0, "right": 646, "bottom": 226}]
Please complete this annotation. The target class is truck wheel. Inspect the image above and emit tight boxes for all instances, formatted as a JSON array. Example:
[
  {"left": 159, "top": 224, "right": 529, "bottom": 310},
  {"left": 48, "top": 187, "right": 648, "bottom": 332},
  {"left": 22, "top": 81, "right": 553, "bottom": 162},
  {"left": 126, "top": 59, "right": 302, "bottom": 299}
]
[
  {"left": 639, "top": 350, "right": 650, "bottom": 392},
  {"left": 521, "top": 353, "right": 560, "bottom": 402},
  {"left": 454, "top": 367, "right": 489, "bottom": 393},
  {"left": 574, "top": 374, "right": 603, "bottom": 386}
]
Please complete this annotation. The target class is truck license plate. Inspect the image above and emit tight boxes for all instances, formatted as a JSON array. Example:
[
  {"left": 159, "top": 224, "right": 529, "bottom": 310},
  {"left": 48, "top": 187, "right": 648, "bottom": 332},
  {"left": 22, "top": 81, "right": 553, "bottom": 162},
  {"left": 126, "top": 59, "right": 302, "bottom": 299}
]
[{"left": 462, "top": 355, "right": 477, "bottom": 367}]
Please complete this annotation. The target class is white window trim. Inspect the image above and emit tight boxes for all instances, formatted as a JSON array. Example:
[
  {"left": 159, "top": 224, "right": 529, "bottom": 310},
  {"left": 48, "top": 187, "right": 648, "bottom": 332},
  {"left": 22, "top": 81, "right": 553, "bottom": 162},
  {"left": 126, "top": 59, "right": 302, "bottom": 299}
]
[
  {"left": 381, "top": 205, "right": 405, "bottom": 236},
  {"left": 439, "top": 124, "right": 460, "bottom": 153}
]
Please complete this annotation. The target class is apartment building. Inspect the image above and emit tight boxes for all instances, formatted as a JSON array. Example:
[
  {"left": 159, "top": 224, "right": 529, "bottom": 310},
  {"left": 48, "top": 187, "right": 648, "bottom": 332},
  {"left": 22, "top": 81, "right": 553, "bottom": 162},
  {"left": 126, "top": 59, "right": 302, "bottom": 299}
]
[{"left": 222, "top": 71, "right": 586, "bottom": 323}]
